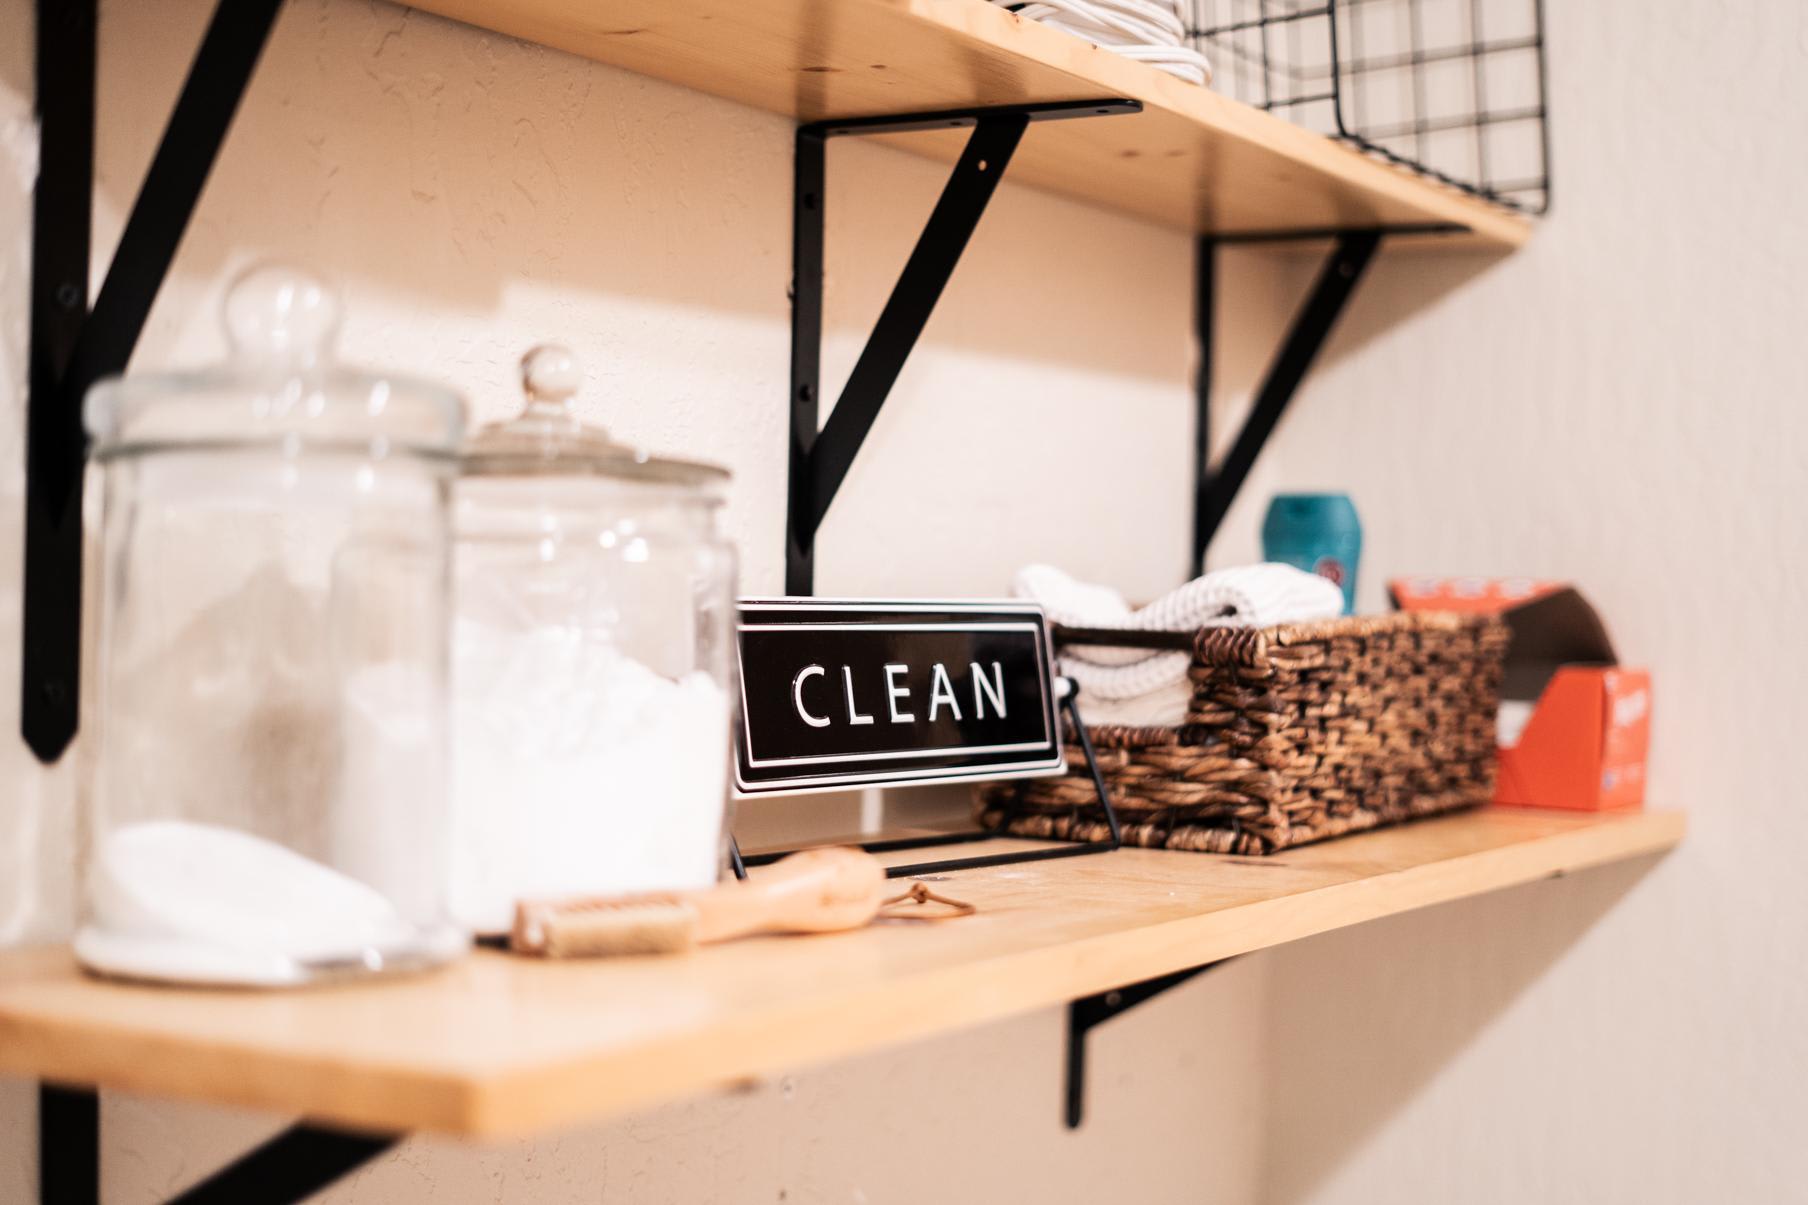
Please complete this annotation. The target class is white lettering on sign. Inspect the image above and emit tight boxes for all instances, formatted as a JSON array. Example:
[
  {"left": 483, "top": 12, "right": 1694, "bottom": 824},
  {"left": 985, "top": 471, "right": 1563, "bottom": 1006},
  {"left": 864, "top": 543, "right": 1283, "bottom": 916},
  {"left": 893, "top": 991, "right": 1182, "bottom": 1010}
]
[
  {"left": 842, "top": 666, "right": 874, "bottom": 726},
  {"left": 928, "top": 663, "right": 963, "bottom": 722},
  {"left": 883, "top": 664, "right": 916, "bottom": 723},
  {"left": 972, "top": 660, "right": 1007, "bottom": 719},
  {"left": 792, "top": 665, "right": 830, "bottom": 728},
  {"left": 792, "top": 661, "right": 1013, "bottom": 727}
]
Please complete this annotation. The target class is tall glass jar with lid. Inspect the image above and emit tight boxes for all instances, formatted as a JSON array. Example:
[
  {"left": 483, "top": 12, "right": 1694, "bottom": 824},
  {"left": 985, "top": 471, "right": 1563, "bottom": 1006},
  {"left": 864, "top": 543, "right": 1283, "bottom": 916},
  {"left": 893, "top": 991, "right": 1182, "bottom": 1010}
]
[
  {"left": 452, "top": 345, "right": 737, "bottom": 935},
  {"left": 77, "top": 264, "right": 467, "bottom": 986}
]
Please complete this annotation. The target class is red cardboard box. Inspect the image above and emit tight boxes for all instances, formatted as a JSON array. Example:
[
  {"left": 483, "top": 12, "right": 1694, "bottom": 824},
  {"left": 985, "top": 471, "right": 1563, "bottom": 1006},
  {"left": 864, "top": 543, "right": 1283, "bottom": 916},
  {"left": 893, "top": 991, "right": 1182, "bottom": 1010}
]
[{"left": 1389, "top": 578, "right": 1650, "bottom": 811}]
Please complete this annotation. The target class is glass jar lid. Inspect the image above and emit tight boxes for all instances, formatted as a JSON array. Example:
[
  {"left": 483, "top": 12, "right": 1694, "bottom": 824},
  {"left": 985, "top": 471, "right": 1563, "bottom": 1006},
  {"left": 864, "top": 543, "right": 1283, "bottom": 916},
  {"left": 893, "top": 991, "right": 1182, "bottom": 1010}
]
[
  {"left": 84, "top": 262, "right": 464, "bottom": 458},
  {"left": 462, "top": 344, "right": 729, "bottom": 487}
]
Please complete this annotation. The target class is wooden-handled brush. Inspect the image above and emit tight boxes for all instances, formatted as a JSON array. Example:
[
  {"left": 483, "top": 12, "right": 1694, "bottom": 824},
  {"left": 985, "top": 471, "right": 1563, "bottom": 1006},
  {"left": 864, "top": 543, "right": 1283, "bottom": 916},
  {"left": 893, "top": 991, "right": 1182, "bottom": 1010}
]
[{"left": 510, "top": 847, "right": 887, "bottom": 958}]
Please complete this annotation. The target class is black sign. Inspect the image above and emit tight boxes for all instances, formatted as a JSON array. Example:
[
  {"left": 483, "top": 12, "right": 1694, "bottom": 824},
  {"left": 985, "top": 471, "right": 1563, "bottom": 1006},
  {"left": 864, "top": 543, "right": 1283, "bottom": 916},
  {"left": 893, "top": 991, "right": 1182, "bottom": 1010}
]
[{"left": 734, "top": 599, "right": 1064, "bottom": 795}]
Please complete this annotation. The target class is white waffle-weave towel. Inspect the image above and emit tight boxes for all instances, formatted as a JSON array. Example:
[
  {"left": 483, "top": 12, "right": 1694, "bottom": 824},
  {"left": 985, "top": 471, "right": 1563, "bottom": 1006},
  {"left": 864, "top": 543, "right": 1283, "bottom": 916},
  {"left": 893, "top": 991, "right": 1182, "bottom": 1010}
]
[{"left": 1014, "top": 563, "right": 1344, "bottom": 724}]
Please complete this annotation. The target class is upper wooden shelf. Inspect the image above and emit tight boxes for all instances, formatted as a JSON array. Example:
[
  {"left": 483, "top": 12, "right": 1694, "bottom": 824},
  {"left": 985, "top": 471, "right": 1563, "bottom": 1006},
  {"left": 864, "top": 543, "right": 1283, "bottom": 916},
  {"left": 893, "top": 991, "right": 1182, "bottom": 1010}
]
[
  {"left": 404, "top": 0, "right": 1532, "bottom": 249},
  {"left": 0, "top": 808, "right": 1677, "bottom": 1137}
]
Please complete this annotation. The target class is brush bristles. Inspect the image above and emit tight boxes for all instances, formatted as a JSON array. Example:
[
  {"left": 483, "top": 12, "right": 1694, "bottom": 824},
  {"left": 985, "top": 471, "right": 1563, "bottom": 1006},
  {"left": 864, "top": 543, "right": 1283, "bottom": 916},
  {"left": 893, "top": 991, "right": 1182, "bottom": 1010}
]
[{"left": 512, "top": 898, "right": 701, "bottom": 958}]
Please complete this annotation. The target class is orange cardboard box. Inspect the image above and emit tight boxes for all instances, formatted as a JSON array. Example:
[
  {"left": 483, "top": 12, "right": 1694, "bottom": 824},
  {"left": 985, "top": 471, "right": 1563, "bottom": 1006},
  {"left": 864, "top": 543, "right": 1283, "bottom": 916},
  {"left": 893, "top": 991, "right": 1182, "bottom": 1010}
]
[{"left": 1389, "top": 578, "right": 1651, "bottom": 811}]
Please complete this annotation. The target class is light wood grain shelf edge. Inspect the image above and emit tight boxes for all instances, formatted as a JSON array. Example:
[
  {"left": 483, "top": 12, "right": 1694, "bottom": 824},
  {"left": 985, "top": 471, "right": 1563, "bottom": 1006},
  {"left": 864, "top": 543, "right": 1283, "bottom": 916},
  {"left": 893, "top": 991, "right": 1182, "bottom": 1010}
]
[
  {"left": 0, "top": 809, "right": 1675, "bottom": 1138},
  {"left": 404, "top": 0, "right": 1533, "bottom": 248},
  {"left": 466, "top": 808, "right": 1681, "bottom": 1136},
  {"left": 896, "top": 0, "right": 1536, "bottom": 246}
]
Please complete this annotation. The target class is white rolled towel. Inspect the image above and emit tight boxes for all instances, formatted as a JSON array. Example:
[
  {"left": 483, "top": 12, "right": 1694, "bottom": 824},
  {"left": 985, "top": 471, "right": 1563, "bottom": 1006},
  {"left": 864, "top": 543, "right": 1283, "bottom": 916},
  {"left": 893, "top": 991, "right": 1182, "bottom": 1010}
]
[
  {"left": 992, "top": 0, "right": 1214, "bottom": 85},
  {"left": 1014, "top": 563, "right": 1344, "bottom": 724}
]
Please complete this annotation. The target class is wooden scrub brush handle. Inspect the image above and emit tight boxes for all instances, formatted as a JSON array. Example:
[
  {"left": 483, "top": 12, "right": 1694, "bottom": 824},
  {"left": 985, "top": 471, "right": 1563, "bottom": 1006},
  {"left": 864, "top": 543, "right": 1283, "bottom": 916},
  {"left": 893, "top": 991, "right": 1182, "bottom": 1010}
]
[
  {"left": 513, "top": 847, "right": 887, "bottom": 957},
  {"left": 691, "top": 847, "right": 886, "bottom": 942}
]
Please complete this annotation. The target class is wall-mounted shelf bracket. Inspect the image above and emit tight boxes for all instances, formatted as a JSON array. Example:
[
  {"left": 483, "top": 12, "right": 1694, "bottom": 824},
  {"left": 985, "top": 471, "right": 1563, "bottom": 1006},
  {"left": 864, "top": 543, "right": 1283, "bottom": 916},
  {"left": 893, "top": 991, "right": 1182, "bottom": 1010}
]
[
  {"left": 22, "top": 0, "right": 284, "bottom": 762},
  {"left": 1191, "top": 228, "right": 1384, "bottom": 570},
  {"left": 786, "top": 98, "right": 1139, "bottom": 595},
  {"left": 39, "top": 1083, "right": 396, "bottom": 1205},
  {"left": 1064, "top": 959, "right": 1228, "bottom": 1128}
]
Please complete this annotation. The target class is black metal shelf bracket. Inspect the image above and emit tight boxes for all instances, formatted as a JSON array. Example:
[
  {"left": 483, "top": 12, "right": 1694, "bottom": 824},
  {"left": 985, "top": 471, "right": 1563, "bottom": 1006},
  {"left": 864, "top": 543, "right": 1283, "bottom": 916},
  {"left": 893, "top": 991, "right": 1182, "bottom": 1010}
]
[
  {"left": 1065, "top": 960, "right": 1229, "bottom": 1129},
  {"left": 38, "top": 1084, "right": 95, "bottom": 1205},
  {"left": 22, "top": 0, "right": 285, "bottom": 763},
  {"left": 39, "top": 1083, "right": 397, "bottom": 1205},
  {"left": 1191, "top": 228, "right": 1383, "bottom": 571},
  {"left": 785, "top": 99, "right": 1139, "bottom": 595}
]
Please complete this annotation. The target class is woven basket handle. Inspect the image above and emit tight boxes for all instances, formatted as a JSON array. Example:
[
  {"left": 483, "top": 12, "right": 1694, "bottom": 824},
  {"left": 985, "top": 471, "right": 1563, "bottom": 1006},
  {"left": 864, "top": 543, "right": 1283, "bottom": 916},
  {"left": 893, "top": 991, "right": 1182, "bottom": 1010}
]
[
  {"left": 1051, "top": 624, "right": 1193, "bottom": 651},
  {"left": 1051, "top": 624, "right": 1271, "bottom": 669}
]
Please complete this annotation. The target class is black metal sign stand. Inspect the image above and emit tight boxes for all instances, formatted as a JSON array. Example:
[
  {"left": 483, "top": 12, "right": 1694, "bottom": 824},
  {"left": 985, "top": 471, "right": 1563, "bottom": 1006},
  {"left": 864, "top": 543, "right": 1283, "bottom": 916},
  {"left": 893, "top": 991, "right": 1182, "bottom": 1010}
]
[{"left": 733, "top": 681, "right": 1125, "bottom": 881}]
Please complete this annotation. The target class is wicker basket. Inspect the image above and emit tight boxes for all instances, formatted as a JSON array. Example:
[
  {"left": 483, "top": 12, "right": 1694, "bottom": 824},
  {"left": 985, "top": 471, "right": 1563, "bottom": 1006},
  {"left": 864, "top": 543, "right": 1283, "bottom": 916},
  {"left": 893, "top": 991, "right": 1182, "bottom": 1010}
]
[{"left": 977, "top": 612, "right": 1509, "bottom": 855}]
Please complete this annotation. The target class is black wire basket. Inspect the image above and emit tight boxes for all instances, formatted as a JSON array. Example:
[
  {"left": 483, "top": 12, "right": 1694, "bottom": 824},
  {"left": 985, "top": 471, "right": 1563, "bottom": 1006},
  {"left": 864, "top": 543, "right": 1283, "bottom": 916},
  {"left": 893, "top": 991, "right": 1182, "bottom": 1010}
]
[{"left": 1189, "top": 0, "right": 1550, "bottom": 214}]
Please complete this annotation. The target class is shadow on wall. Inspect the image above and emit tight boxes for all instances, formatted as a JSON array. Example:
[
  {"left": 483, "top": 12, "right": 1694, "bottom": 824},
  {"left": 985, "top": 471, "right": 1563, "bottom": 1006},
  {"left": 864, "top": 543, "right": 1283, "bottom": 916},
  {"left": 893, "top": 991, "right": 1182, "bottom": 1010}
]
[
  {"left": 0, "top": 0, "right": 1210, "bottom": 387},
  {"left": 1258, "top": 852, "right": 1665, "bottom": 1205},
  {"left": 1198, "top": 237, "right": 1517, "bottom": 574},
  {"left": 2, "top": 0, "right": 1518, "bottom": 399},
  {"left": 1256, "top": 240, "right": 1516, "bottom": 385}
]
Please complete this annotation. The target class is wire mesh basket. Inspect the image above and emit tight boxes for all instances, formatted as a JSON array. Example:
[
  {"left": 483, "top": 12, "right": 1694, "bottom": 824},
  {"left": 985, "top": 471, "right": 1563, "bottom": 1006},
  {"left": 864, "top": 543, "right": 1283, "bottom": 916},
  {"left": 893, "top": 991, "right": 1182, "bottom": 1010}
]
[{"left": 1189, "top": 0, "right": 1550, "bottom": 214}]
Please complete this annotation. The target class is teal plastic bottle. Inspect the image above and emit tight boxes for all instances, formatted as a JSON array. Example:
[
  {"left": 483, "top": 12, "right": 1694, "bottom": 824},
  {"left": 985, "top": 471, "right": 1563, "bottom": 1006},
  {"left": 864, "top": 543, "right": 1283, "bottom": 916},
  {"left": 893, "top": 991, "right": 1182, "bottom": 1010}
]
[{"left": 1261, "top": 493, "right": 1362, "bottom": 615}]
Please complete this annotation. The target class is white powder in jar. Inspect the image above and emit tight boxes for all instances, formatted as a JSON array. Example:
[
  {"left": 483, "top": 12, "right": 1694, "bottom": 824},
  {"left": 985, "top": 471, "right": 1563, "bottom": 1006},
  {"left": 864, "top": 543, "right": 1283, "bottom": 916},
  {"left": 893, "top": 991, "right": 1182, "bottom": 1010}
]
[
  {"left": 337, "top": 661, "right": 445, "bottom": 926},
  {"left": 450, "top": 620, "right": 731, "bottom": 934}
]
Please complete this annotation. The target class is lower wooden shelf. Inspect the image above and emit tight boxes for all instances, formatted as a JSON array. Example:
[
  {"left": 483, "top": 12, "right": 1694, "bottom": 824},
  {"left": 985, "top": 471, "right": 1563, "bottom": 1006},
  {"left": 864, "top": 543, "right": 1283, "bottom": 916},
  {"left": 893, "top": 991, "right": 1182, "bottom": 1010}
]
[{"left": 0, "top": 807, "right": 1680, "bottom": 1138}]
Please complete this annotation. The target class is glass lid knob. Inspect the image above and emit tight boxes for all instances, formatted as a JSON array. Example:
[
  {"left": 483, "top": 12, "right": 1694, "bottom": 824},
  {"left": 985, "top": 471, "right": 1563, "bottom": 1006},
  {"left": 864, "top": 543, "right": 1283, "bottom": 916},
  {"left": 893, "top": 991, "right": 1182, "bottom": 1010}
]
[
  {"left": 520, "top": 343, "right": 582, "bottom": 419},
  {"left": 222, "top": 261, "right": 342, "bottom": 367},
  {"left": 465, "top": 341, "right": 721, "bottom": 484}
]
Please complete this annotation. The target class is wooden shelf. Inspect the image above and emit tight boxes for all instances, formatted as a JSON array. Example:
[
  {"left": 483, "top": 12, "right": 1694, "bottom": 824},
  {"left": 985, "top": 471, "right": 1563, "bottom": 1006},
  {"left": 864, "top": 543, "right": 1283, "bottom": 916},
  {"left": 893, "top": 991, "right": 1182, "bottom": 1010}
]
[
  {"left": 0, "top": 808, "right": 1677, "bottom": 1137},
  {"left": 405, "top": 0, "right": 1532, "bottom": 249}
]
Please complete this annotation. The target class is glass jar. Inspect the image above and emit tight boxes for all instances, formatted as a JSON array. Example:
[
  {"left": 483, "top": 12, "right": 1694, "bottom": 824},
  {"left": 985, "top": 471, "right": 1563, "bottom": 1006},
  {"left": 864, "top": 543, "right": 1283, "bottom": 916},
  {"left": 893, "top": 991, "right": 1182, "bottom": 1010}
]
[
  {"left": 76, "top": 264, "right": 467, "bottom": 986},
  {"left": 452, "top": 344, "right": 736, "bottom": 934}
]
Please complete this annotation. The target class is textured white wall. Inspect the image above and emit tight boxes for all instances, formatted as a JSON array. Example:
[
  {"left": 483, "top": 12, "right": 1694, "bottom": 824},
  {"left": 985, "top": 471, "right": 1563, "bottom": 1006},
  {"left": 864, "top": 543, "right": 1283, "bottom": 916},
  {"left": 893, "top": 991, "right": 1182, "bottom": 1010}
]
[
  {"left": 0, "top": 0, "right": 1797, "bottom": 1202},
  {"left": 1253, "top": 3, "right": 1808, "bottom": 1203}
]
